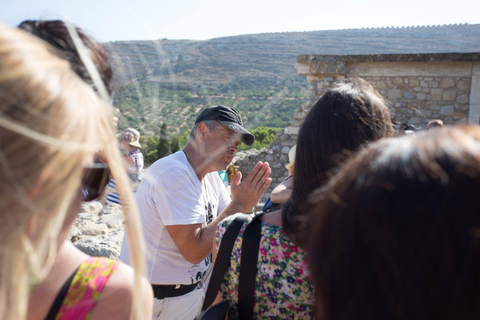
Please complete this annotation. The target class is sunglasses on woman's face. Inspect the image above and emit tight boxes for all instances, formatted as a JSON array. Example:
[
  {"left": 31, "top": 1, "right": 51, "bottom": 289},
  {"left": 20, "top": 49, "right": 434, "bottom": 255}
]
[{"left": 81, "top": 160, "right": 110, "bottom": 201}]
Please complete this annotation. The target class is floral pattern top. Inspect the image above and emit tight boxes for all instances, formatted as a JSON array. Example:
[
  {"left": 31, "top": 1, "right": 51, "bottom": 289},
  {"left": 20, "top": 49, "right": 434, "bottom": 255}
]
[{"left": 215, "top": 213, "right": 313, "bottom": 319}]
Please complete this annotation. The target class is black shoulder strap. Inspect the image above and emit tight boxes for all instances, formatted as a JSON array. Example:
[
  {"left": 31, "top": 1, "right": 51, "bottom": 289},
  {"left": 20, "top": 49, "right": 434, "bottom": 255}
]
[
  {"left": 44, "top": 266, "right": 80, "bottom": 320},
  {"left": 238, "top": 212, "right": 264, "bottom": 320},
  {"left": 202, "top": 214, "right": 250, "bottom": 311}
]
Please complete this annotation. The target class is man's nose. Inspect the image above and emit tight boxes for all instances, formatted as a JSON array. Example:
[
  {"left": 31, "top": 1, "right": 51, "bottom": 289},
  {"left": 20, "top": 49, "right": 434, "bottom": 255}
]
[{"left": 229, "top": 145, "right": 238, "bottom": 153}]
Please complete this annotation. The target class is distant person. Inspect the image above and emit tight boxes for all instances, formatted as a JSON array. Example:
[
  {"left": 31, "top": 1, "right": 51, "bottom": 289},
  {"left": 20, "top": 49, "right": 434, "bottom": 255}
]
[
  {"left": 427, "top": 119, "right": 444, "bottom": 130},
  {"left": 270, "top": 145, "right": 296, "bottom": 204},
  {"left": 120, "top": 105, "right": 271, "bottom": 319},
  {"left": 262, "top": 145, "right": 296, "bottom": 212},
  {"left": 217, "top": 169, "right": 229, "bottom": 188},
  {"left": 1, "top": 23, "right": 151, "bottom": 320},
  {"left": 213, "top": 77, "right": 393, "bottom": 318},
  {"left": 308, "top": 126, "right": 480, "bottom": 320},
  {"left": 404, "top": 124, "right": 419, "bottom": 136},
  {"left": 106, "top": 128, "right": 144, "bottom": 204}
]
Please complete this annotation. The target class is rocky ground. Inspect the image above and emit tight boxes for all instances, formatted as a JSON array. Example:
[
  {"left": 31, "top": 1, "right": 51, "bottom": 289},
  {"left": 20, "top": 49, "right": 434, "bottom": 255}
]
[{"left": 70, "top": 201, "right": 126, "bottom": 259}]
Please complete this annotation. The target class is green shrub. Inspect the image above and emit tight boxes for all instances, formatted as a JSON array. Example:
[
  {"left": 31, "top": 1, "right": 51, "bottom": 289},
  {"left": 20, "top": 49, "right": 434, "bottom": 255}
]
[{"left": 239, "top": 126, "right": 279, "bottom": 151}]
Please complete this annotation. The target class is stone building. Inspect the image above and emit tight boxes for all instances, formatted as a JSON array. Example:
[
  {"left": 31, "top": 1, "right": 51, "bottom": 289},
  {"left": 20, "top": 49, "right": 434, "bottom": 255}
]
[
  {"left": 234, "top": 52, "right": 480, "bottom": 201},
  {"left": 295, "top": 53, "right": 480, "bottom": 127}
]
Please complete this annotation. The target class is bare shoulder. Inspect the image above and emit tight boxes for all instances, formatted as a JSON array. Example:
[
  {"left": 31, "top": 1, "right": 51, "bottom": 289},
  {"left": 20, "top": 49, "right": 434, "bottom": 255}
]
[
  {"left": 89, "top": 262, "right": 153, "bottom": 320},
  {"left": 284, "top": 175, "right": 294, "bottom": 186},
  {"left": 261, "top": 210, "right": 283, "bottom": 227}
]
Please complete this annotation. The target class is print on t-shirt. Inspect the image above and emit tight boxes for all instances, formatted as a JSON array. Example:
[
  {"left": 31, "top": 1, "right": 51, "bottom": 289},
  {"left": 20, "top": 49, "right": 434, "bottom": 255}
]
[
  {"left": 206, "top": 202, "right": 214, "bottom": 224},
  {"left": 188, "top": 254, "right": 212, "bottom": 283}
]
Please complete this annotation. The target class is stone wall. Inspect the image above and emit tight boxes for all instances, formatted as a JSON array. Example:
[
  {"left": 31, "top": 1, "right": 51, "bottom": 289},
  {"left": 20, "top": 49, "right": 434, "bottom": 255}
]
[
  {"left": 233, "top": 52, "right": 480, "bottom": 201},
  {"left": 234, "top": 127, "right": 297, "bottom": 198},
  {"left": 295, "top": 53, "right": 480, "bottom": 126},
  {"left": 368, "top": 75, "right": 470, "bottom": 125},
  {"left": 233, "top": 106, "right": 306, "bottom": 201}
]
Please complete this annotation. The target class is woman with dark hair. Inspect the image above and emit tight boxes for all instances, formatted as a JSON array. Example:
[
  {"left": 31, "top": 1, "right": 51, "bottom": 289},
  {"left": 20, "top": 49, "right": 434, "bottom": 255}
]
[
  {"left": 308, "top": 126, "right": 480, "bottom": 320},
  {"left": 213, "top": 77, "right": 393, "bottom": 319},
  {"left": 18, "top": 20, "right": 113, "bottom": 96},
  {"left": 282, "top": 77, "right": 393, "bottom": 247}
]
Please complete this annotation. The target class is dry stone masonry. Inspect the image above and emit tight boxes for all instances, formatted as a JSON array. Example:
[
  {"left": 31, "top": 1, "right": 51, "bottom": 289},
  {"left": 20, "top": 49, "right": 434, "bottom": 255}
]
[
  {"left": 233, "top": 52, "right": 480, "bottom": 201},
  {"left": 295, "top": 53, "right": 480, "bottom": 127}
]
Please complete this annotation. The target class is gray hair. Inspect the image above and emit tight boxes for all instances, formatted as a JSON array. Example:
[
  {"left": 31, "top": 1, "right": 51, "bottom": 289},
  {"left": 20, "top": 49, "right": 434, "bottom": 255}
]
[{"left": 189, "top": 120, "right": 220, "bottom": 140}]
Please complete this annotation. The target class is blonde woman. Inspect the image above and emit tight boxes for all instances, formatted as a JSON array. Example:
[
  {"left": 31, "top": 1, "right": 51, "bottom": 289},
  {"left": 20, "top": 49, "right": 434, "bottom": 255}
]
[{"left": 0, "top": 24, "right": 152, "bottom": 320}]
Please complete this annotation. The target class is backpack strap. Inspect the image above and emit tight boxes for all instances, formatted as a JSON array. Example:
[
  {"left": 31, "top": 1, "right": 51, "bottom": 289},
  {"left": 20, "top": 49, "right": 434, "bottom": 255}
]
[
  {"left": 238, "top": 212, "right": 264, "bottom": 320},
  {"left": 201, "top": 214, "right": 250, "bottom": 311}
]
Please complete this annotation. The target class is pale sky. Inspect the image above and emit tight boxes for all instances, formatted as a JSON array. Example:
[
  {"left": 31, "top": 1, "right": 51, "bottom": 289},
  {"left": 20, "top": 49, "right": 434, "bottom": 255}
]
[{"left": 2, "top": 0, "right": 480, "bottom": 42}]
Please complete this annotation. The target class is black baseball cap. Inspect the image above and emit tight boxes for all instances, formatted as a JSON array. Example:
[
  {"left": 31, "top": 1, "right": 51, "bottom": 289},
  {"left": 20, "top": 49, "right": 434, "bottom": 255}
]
[{"left": 195, "top": 105, "right": 255, "bottom": 146}]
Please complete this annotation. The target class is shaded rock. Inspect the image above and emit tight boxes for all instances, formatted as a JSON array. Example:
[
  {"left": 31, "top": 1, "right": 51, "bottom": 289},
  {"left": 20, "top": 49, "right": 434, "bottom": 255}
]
[
  {"left": 456, "top": 94, "right": 469, "bottom": 104},
  {"left": 387, "top": 89, "right": 402, "bottom": 100},
  {"left": 69, "top": 226, "right": 83, "bottom": 243},
  {"left": 99, "top": 203, "right": 123, "bottom": 216},
  {"left": 440, "top": 105, "right": 454, "bottom": 116},
  {"left": 75, "top": 235, "right": 121, "bottom": 259},
  {"left": 74, "top": 212, "right": 99, "bottom": 227},
  {"left": 265, "top": 153, "right": 276, "bottom": 162}
]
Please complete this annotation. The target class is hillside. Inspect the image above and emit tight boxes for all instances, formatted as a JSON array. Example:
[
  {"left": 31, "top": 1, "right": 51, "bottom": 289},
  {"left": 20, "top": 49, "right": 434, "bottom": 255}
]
[{"left": 103, "top": 24, "right": 480, "bottom": 135}]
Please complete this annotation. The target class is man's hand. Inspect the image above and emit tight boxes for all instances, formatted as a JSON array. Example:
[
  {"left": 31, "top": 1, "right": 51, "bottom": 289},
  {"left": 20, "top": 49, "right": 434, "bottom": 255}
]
[
  {"left": 229, "top": 161, "right": 272, "bottom": 213},
  {"left": 166, "top": 162, "right": 271, "bottom": 265}
]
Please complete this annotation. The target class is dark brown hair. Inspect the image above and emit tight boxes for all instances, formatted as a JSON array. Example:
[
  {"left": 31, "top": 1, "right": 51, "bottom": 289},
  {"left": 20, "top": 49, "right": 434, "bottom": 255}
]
[
  {"left": 308, "top": 126, "right": 480, "bottom": 320},
  {"left": 282, "top": 77, "right": 393, "bottom": 247},
  {"left": 18, "top": 20, "right": 113, "bottom": 95}
]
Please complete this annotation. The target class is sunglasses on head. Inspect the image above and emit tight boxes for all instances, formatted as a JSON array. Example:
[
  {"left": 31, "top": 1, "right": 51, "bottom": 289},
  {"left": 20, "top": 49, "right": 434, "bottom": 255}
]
[{"left": 81, "top": 159, "right": 110, "bottom": 201}]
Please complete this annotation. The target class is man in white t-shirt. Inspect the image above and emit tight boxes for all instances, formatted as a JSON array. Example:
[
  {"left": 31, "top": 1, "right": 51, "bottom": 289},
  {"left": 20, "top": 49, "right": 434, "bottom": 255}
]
[{"left": 120, "top": 105, "right": 272, "bottom": 319}]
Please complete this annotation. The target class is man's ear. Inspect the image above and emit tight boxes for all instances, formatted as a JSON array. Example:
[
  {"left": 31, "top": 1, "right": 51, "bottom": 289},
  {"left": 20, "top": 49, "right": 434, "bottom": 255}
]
[{"left": 196, "top": 123, "right": 209, "bottom": 142}]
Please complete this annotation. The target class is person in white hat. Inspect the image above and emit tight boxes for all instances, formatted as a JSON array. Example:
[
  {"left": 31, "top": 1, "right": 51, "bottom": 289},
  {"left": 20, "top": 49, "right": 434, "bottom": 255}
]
[
  {"left": 106, "top": 128, "right": 144, "bottom": 204},
  {"left": 270, "top": 145, "right": 296, "bottom": 205}
]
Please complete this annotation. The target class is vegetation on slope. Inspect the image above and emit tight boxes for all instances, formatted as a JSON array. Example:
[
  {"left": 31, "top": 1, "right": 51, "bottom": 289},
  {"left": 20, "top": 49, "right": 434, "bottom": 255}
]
[
  {"left": 114, "top": 77, "right": 307, "bottom": 135},
  {"left": 106, "top": 24, "right": 480, "bottom": 159}
]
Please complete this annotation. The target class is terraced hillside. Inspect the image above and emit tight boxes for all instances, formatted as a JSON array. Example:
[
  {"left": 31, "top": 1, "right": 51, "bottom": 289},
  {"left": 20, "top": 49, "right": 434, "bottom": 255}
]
[{"left": 104, "top": 24, "right": 480, "bottom": 135}]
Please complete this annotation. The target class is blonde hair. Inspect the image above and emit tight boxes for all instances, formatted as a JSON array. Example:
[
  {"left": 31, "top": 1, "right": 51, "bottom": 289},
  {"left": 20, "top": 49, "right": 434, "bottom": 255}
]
[
  {"left": 0, "top": 25, "right": 146, "bottom": 320},
  {"left": 285, "top": 161, "right": 295, "bottom": 175}
]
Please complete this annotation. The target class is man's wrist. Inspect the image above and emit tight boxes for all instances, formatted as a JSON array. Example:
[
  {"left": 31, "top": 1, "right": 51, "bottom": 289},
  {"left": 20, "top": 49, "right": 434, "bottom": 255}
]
[{"left": 227, "top": 200, "right": 253, "bottom": 215}]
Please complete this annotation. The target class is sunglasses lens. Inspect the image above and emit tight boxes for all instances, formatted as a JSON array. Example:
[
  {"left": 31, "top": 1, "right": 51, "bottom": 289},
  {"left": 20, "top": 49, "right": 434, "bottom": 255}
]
[{"left": 81, "top": 163, "right": 110, "bottom": 201}]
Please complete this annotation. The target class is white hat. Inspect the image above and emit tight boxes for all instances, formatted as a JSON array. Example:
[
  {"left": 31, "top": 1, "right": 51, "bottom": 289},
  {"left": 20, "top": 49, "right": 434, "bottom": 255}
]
[
  {"left": 118, "top": 128, "right": 142, "bottom": 148},
  {"left": 285, "top": 145, "right": 296, "bottom": 172}
]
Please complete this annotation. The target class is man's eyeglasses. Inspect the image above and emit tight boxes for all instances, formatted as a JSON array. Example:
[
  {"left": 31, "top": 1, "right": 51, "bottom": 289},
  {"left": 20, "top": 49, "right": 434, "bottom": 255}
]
[{"left": 81, "top": 160, "right": 110, "bottom": 201}]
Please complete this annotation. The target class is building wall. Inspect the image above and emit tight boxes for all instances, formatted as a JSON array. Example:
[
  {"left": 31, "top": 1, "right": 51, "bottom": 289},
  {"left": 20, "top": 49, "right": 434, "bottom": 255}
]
[
  {"left": 234, "top": 53, "right": 480, "bottom": 201},
  {"left": 331, "top": 61, "right": 473, "bottom": 126}
]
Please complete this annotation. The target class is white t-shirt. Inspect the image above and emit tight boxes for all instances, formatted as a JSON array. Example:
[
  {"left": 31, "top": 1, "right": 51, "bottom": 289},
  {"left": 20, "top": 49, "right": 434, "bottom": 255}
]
[{"left": 120, "top": 151, "right": 230, "bottom": 285}]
